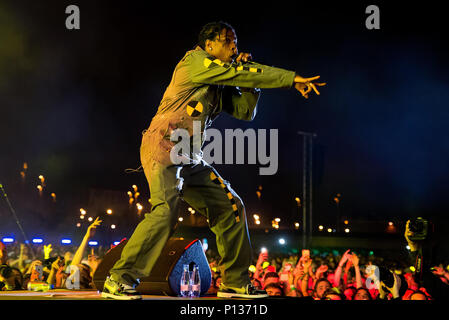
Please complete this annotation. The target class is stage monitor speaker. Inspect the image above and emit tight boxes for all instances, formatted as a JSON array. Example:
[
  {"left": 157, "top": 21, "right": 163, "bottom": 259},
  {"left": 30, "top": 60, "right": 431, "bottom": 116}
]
[{"left": 93, "top": 238, "right": 211, "bottom": 296}]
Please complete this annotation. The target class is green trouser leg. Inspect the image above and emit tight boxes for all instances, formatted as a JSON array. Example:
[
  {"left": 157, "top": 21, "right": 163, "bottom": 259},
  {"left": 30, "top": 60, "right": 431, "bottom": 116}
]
[
  {"left": 109, "top": 160, "right": 252, "bottom": 289},
  {"left": 181, "top": 161, "right": 252, "bottom": 288},
  {"left": 109, "top": 161, "right": 182, "bottom": 286}
]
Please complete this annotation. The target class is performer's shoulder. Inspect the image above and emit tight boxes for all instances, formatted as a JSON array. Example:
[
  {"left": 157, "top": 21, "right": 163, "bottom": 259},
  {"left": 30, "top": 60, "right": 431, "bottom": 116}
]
[{"left": 181, "top": 46, "right": 207, "bottom": 62}]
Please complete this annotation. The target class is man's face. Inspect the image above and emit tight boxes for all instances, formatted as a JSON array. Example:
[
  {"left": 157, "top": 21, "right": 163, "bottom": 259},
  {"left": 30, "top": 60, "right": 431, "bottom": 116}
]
[
  {"left": 354, "top": 290, "right": 371, "bottom": 300},
  {"left": 266, "top": 286, "right": 282, "bottom": 296},
  {"left": 315, "top": 281, "right": 331, "bottom": 298},
  {"left": 208, "top": 28, "right": 238, "bottom": 63}
]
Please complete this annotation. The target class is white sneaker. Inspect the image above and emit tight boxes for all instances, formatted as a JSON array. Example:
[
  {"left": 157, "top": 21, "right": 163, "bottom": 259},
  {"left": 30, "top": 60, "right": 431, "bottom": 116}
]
[{"left": 101, "top": 276, "right": 142, "bottom": 300}]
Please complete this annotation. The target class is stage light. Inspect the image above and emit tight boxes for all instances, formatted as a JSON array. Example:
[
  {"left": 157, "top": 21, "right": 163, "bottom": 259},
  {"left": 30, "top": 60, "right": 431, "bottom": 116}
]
[
  {"left": 344, "top": 228, "right": 350, "bottom": 233},
  {"left": 80, "top": 215, "right": 85, "bottom": 219},
  {"left": 80, "top": 208, "right": 86, "bottom": 215},
  {"left": 111, "top": 224, "right": 116, "bottom": 229},
  {"left": 406, "top": 245, "right": 411, "bottom": 250},
  {"left": 132, "top": 185, "right": 138, "bottom": 192},
  {"left": 32, "top": 238, "right": 43, "bottom": 244},
  {"left": 178, "top": 217, "right": 183, "bottom": 222},
  {"left": 76, "top": 223, "right": 81, "bottom": 227},
  {"left": 2, "top": 237, "right": 14, "bottom": 243},
  {"left": 327, "top": 228, "right": 332, "bottom": 233},
  {"left": 344, "top": 220, "right": 349, "bottom": 225},
  {"left": 88, "top": 217, "right": 93, "bottom": 222},
  {"left": 278, "top": 238, "right": 286, "bottom": 245},
  {"left": 388, "top": 221, "right": 394, "bottom": 226},
  {"left": 255, "top": 220, "right": 261, "bottom": 225},
  {"left": 61, "top": 239, "right": 72, "bottom": 245},
  {"left": 253, "top": 214, "right": 260, "bottom": 220},
  {"left": 127, "top": 191, "right": 132, "bottom": 197},
  {"left": 294, "top": 222, "right": 300, "bottom": 229},
  {"left": 88, "top": 241, "right": 98, "bottom": 246},
  {"left": 113, "top": 241, "right": 120, "bottom": 246},
  {"left": 275, "top": 218, "right": 281, "bottom": 222},
  {"left": 318, "top": 225, "right": 324, "bottom": 231},
  {"left": 107, "top": 209, "right": 113, "bottom": 215}
]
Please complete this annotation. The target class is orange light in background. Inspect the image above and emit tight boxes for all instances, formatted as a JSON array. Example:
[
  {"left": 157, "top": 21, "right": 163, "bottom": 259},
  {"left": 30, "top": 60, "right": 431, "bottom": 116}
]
[
  {"left": 136, "top": 204, "right": 143, "bottom": 214},
  {"left": 134, "top": 192, "right": 140, "bottom": 200},
  {"left": 20, "top": 171, "right": 25, "bottom": 179},
  {"left": 23, "top": 162, "right": 28, "bottom": 170},
  {"left": 51, "top": 193, "right": 56, "bottom": 202},
  {"left": 80, "top": 208, "right": 86, "bottom": 215},
  {"left": 132, "top": 185, "right": 138, "bottom": 192},
  {"left": 127, "top": 191, "right": 132, "bottom": 197},
  {"left": 107, "top": 209, "right": 113, "bottom": 215},
  {"left": 295, "top": 197, "right": 301, "bottom": 206},
  {"left": 344, "top": 220, "right": 349, "bottom": 225},
  {"left": 76, "top": 223, "right": 81, "bottom": 227}
]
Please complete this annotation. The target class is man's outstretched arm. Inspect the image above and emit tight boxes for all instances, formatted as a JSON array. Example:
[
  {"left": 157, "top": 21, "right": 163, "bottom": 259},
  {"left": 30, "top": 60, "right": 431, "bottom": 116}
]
[{"left": 186, "top": 50, "right": 325, "bottom": 95}]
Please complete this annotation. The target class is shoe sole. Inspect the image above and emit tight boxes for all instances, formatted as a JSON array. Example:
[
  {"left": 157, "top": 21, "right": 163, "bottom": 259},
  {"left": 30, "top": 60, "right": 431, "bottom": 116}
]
[
  {"left": 217, "top": 292, "right": 269, "bottom": 299},
  {"left": 101, "top": 292, "right": 142, "bottom": 300}
]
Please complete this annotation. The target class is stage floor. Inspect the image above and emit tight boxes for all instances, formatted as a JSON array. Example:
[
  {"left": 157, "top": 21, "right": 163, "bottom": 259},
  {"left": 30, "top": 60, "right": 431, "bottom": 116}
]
[{"left": 0, "top": 289, "right": 229, "bottom": 300}]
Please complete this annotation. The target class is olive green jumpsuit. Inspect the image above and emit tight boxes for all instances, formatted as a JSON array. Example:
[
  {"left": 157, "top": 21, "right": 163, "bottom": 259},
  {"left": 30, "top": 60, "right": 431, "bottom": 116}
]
[{"left": 109, "top": 46, "right": 296, "bottom": 289}]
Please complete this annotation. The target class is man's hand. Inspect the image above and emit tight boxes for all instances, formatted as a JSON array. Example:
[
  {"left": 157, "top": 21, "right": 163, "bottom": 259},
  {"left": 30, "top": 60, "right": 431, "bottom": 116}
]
[
  {"left": 404, "top": 220, "right": 419, "bottom": 252},
  {"left": 235, "top": 52, "right": 252, "bottom": 63},
  {"left": 294, "top": 75, "right": 326, "bottom": 99},
  {"left": 350, "top": 253, "right": 360, "bottom": 268},
  {"left": 86, "top": 217, "right": 102, "bottom": 239},
  {"left": 338, "top": 249, "right": 351, "bottom": 268},
  {"left": 44, "top": 244, "right": 52, "bottom": 260}
]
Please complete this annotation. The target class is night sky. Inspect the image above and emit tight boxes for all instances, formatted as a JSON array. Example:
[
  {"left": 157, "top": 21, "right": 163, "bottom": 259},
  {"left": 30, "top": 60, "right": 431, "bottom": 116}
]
[{"left": 1, "top": 1, "right": 449, "bottom": 236}]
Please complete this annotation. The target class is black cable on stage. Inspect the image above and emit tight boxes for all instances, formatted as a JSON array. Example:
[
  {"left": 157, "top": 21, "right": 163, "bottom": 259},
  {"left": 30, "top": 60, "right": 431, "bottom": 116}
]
[{"left": 0, "top": 182, "right": 36, "bottom": 258}]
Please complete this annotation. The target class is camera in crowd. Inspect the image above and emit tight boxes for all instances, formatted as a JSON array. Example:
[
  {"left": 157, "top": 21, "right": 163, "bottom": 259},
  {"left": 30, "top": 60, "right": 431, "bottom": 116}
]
[{"left": 408, "top": 217, "right": 429, "bottom": 242}]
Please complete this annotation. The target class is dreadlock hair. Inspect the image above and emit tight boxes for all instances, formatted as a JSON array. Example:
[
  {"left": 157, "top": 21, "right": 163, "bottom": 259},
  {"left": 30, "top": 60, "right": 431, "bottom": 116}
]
[{"left": 197, "top": 21, "right": 235, "bottom": 49}]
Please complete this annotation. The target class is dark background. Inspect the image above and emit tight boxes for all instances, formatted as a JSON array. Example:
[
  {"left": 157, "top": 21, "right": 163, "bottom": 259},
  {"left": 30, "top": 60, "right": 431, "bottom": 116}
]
[{"left": 1, "top": 1, "right": 448, "bottom": 248}]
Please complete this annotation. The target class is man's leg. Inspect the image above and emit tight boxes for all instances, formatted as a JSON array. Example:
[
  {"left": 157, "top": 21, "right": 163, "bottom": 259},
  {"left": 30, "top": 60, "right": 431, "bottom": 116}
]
[
  {"left": 109, "top": 161, "right": 183, "bottom": 286},
  {"left": 181, "top": 161, "right": 252, "bottom": 289}
]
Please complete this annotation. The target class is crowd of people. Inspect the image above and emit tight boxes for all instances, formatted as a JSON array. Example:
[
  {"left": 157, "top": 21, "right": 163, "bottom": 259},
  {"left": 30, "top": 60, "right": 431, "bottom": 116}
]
[
  {"left": 1, "top": 218, "right": 449, "bottom": 300},
  {"left": 0, "top": 217, "right": 104, "bottom": 291},
  {"left": 207, "top": 220, "right": 449, "bottom": 300}
]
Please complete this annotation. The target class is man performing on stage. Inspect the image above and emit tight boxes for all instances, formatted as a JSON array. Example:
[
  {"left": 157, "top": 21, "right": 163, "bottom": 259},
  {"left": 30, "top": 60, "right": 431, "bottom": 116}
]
[{"left": 102, "top": 21, "right": 325, "bottom": 300}]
